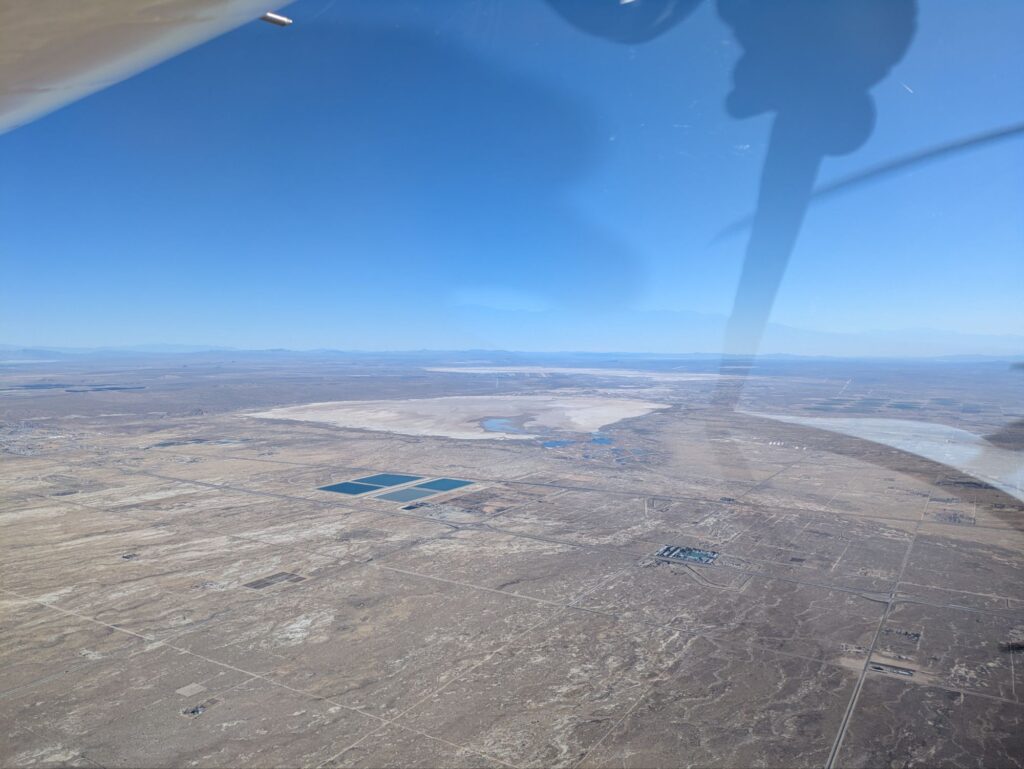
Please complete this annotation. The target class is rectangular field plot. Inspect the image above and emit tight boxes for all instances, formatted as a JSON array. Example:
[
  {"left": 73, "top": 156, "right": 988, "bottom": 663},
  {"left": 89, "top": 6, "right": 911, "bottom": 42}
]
[{"left": 243, "top": 572, "right": 306, "bottom": 590}]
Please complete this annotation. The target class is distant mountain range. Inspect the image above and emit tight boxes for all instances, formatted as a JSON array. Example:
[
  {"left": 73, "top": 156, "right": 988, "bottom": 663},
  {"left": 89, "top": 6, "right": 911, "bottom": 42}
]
[{"left": 2, "top": 311, "right": 1021, "bottom": 360}]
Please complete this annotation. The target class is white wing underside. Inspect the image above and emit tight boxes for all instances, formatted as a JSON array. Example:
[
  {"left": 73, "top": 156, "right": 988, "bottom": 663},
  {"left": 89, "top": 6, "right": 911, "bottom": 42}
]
[
  {"left": 0, "top": 0, "right": 287, "bottom": 134},
  {"left": 746, "top": 412, "right": 1024, "bottom": 503}
]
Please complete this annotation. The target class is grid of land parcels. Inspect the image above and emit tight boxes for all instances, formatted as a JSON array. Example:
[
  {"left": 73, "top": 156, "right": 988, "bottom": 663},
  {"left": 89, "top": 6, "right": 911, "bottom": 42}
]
[{"left": 2, "top": 353, "right": 1022, "bottom": 768}]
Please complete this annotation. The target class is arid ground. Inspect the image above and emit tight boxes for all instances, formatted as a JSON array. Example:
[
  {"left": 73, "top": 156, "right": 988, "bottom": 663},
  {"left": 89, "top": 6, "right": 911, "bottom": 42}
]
[{"left": 2, "top": 352, "right": 1021, "bottom": 768}]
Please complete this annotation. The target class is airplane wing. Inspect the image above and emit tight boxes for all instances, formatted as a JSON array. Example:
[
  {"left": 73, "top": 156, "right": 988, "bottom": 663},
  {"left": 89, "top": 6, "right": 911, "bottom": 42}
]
[{"left": 0, "top": 0, "right": 290, "bottom": 134}]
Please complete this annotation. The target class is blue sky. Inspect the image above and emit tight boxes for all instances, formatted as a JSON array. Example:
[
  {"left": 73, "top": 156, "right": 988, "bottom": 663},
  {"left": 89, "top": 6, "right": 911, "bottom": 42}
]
[{"left": 1, "top": 0, "right": 1022, "bottom": 354}]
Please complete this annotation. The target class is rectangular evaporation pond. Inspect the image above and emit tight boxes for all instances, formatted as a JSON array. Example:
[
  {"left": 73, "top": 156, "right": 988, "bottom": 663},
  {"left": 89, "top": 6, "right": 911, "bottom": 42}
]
[
  {"left": 352, "top": 473, "right": 423, "bottom": 487},
  {"left": 414, "top": 478, "right": 473, "bottom": 492},
  {"left": 376, "top": 487, "right": 440, "bottom": 503},
  {"left": 320, "top": 481, "right": 382, "bottom": 495}
]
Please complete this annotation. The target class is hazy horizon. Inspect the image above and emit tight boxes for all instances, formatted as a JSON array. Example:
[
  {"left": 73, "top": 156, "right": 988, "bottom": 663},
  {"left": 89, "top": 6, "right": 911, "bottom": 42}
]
[{"left": 4, "top": 309, "right": 1022, "bottom": 358}]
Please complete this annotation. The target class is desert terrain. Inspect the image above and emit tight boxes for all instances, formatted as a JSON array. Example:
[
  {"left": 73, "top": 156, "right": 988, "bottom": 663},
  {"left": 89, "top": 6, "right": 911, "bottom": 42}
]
[{"left": 1, "top": 351, "right": 1022, "bottom": 767}]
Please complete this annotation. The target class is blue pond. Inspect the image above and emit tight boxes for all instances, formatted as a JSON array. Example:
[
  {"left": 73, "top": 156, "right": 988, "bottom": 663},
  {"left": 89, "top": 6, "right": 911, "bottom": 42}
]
[
  {"left": 542, "top": 434, "right": 614, "bottom": 449},
  {"left": 320, "top": 481, "right": 381, "bottom": 495},
  {"left": 481, "top": 418, "right": 528, "bottom": 435},
  {"left": 377, "top": 487, "right": 438, "bottom": 502},
  {"left": 353, "top": 473, "right": 422, "bottom": 486},
  {"left": 415, "top": 478, "right": 473, "bottom": 492}
]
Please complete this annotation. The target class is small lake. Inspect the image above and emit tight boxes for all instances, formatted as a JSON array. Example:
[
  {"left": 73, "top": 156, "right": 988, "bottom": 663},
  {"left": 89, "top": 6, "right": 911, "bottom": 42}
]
[
  {"left": 481, "top": 417, "right": 529, "bottom": 435},
  {"left": 543, "top": 433, "right": 615, "bottom": 449}
]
